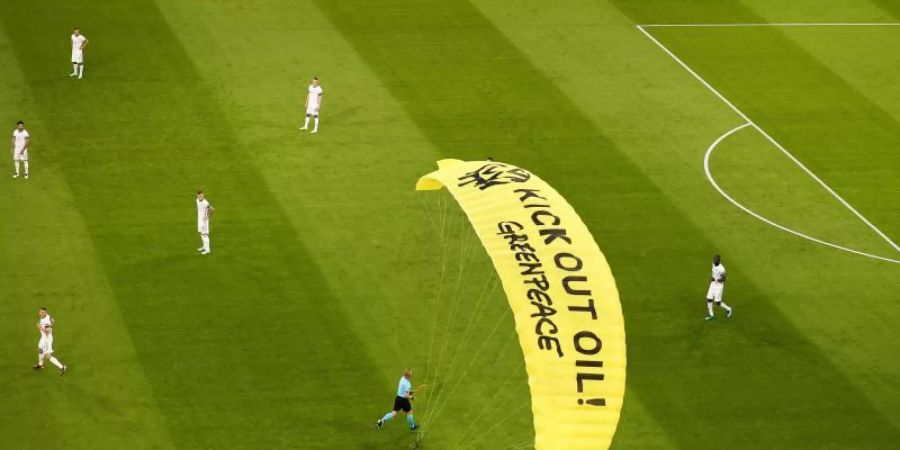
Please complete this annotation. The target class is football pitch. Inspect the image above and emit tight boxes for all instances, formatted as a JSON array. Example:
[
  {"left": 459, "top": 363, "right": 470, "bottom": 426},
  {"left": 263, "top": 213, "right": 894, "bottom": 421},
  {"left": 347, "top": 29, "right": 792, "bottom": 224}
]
[{"left": 1, "top": 0, "right": 899, "bottom": 448}]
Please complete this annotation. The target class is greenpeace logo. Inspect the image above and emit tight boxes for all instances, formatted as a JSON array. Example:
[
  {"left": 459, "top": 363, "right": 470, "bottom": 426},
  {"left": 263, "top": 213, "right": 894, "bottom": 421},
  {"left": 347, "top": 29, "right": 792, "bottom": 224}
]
[{"left": 457, "top": 163, "right": 531, "bottom": 190}]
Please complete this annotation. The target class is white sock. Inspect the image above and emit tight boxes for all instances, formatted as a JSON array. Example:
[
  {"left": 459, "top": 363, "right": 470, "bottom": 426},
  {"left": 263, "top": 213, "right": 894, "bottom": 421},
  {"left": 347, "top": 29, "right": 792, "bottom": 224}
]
[
  {"left": 72, "top": 63, "right": 78, "bottom": 74},
  {"left": 23, "top": 161, "right": 29, "bottom": 175},
  {"left": 201, "top": 234, "right": 210, "bottom": 252},
  {"left": 313, "top": 117, "right": 319, "bottom": 131},
  {"left": 38, "top": 353, "right": 45, "bottom": 366},
  {"left": 719, "top": 302, "right": 732, "bottom": 313},
  {"left": 303, "top": 116, "right": 310, "bottom": 128},
  {"left": 707, "top": 301, "right": 714, "bottom": 316},
  {"left": 49, "top": 356, "right": 64, "bottom": 369},
  {"left": 14, "top": 161, "right": 19, "bottom": 175},
  {"left": 78, "top": 65, "right": 83, "bottom": 78}
]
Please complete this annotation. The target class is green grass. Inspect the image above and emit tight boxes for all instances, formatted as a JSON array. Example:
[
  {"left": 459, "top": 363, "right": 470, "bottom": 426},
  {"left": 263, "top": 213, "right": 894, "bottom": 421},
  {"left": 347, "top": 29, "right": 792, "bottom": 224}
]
[{"left": 1, "top": 0, "right": 899, "bottom": 448}]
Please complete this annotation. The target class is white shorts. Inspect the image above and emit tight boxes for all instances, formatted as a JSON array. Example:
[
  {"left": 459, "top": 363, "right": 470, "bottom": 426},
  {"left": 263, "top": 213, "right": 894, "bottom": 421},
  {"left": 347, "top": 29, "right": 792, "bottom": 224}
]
[
  {"left": 306, "top": 104, "right": 320, "bottom": 116},
  {"left": 706, "top": 282, "right": 724, "bottom": 302},
  {"left": 13, "top": 148, "right": 28, "bottom": 161},
  {"left": 198, "top": 221, "right": 209, "bottom": 234},
  {"left": 72, "top": 50, "right": 83, "bottom": 64},
  {"left": 39, "top": 335, "right": 54, "bottom": 354}
]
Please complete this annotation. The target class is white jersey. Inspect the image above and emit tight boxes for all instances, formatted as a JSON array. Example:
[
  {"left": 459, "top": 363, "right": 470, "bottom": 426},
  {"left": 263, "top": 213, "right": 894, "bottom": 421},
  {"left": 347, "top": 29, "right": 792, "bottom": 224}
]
[
  {"left": 72, "top": 34, "right": 86, "bottom": 63},
  {"left": 38, "top": 314, "right": 55, "bottom": 354},
  {"left": 711, "top": 263, "right": 726, "bottom": 284},
  {"left": 39, "top": 314, "right": 54, "bottom": 337},
  {"left": 12, "top": 129, "right": 29, "bottom": 151},
  {"left": 71, "top": 34, "right": 86, "bottom": 52},
  {"left": 707, "top": 264, "right": 726, "bottom": 301},
  {"left": 197, "top": 199, "right": 211, "bottom": 224},
  {"left": 307, "top": 85, "right": 323, "bottom": 108}
]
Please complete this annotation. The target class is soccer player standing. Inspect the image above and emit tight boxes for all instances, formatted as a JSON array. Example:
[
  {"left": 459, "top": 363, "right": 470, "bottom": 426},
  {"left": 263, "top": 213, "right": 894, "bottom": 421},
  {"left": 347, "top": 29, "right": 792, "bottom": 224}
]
[
  {"left": 11, "top": 121, "right": 29, "bottom": 179},
  {"left": 70, "top": 28, "right": 89, "bottom": 79},
  {"left": 299, "top": 77, "right": 324, "bottom": 134},
  {"left": 34, "top": 308, "right": 68, "bottom": 376},
  {"left": 376, "top": 368, "right": 419, "bottom": 431},
  {"left": 705, "top": 254, "right": 733, "bottom": 320},
  {"left": 196, "top": 190, "right": 214, "bottom": 255}
]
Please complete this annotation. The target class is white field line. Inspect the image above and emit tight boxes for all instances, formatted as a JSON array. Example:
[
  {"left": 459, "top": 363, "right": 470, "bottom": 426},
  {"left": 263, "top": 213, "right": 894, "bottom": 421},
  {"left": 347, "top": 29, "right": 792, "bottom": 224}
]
[
  {"left": 641, "top": 23, "right": 900, "bottom": 28},
  {"left": 636, "top": 25, "right": 900, "bottom": 255},
  {"left": 705, "top": 123, "right": 900, "bottom": 264}
]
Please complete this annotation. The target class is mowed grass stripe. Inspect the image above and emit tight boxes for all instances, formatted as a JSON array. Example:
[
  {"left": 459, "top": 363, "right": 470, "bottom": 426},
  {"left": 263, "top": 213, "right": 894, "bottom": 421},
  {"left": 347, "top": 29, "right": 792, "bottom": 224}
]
[
  {"left": 314, "top": 0, "right": 900, "bottom": 448},
  {"left": 0, "top": 25, "right": 176, "bottom": 450},
  {"left": 1, "top": 0, "right": 388, "bottom": 448},
  {"left": 779, "top": 28, "right": 900, "bottom": 133},
  {"left": 152, "top": 2, "right": 537, "bottom": 448},
  {"left": 151, "top": 0, "right": 450, "bottom": 364},
  {"left": 871, "top": 1, "right": 900, "bottom": 25}
]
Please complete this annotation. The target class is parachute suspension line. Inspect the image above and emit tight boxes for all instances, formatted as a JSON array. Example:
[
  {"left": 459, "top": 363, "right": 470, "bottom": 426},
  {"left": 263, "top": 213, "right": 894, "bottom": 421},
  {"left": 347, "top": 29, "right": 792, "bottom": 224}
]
[
  {"left": 423, "top": 306, "right": 512, "bottom": 430},
  {"left": 419, "top": 206, "right": 525, "bottom": 447},
  {"left": 422, "top": 274, "right": 497, "bottom": 428},
  {"left": 418, "top": 191, "right": 440, "bottom": 233},
  {"left": 422, "top": 207, "right": 486, "bottom": 434},
  {"left": 419, "top": 193, "right": 462, "bottom": 446},
  {"left": 506, "top": 439, "right": 536, "bottom": 450},
  {"left": 417, "top": 211, "right": 527, "bottom": 450},
  {"left": 439, "top": 275, "right": 498, "bottom": 387},
  {"left": 420, "top": 271, "right": 497, "bottom": 430},
  {"left": 466, "top": 376, "right": 532, "bottom": 446},
  {"left": 452, "top": 399, "right": 531, "bottom": 450},
  {"left": 440, "top": 328, "right": 523, "bottom": 446},
  {"left": 426, "top": 211, "right": 478, "bottom": 415},
  {"left": 417, "top": 160, "right": 627, "bottom": 449},
  {"left": 423, "top": 192, "right": 467, "bottom": 421},
  {"left": 421, "top": 191, "right": 452, "bottom": 419},
  {"left": 418, "top": 322, "right": 515, "bottom": 448}
]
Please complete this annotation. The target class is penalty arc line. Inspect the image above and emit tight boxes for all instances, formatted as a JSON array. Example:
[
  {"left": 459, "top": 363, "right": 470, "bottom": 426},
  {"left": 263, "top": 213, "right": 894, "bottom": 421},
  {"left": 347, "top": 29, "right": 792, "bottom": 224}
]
[
  {"left": 636, "top": 25, "right": 900, "bottom": 256},
  {"left": 705, "top": 123, "right": 900, "bottom": 264}
]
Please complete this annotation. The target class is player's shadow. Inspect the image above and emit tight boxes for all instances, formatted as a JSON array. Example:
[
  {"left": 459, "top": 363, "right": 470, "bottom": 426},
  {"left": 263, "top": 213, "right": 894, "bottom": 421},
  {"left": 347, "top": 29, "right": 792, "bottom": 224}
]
[{"left": 685, "top": 296, "right": 718, "bottom": 350}]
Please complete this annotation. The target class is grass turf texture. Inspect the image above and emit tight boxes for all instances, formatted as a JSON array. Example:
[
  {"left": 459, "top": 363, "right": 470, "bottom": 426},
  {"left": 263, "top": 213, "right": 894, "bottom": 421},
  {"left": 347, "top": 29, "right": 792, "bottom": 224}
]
[{"left": 1, "top": 0, "right": 899, "bottom": 448}]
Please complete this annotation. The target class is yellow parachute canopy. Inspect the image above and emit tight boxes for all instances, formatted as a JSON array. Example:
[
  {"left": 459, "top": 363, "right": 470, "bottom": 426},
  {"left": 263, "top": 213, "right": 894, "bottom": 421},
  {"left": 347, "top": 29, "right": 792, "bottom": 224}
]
[{"left": 417, "top": 159, "right": 626, "bottom": 450}]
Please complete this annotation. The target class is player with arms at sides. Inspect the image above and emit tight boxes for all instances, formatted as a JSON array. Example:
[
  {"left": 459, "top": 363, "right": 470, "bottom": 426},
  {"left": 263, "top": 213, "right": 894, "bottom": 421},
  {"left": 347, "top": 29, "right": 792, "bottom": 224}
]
[
  {"left": 11, "top": 121, "right": 30, "bottom": 179},
  {"left": 34, "top": 308, "right": 68, "bottom": 376},
  {"left": 376, "top": 368, "right": 420, "bottom": 431},
  {"left": 70, "top": 28, "right": 89, "bottom": 79},
  {"left": 705, "top": 254, "right": 733, "bottom": 320},
  {"left": 196, "top": 190, "right": 215, "bottom": 255},
  {"left": 299, "top": 76, "right": 323, "bottom": 134}
]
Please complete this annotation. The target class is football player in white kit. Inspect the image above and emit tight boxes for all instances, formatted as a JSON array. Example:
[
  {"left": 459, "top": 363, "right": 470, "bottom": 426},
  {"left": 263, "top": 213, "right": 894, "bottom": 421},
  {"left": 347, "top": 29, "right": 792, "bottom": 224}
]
[
  {"left": 705, "top": 254, "right": 733, "bottom": 320},
  {"left": 11, "top": 121, "right": 30, "bottom": 179},
  {"left": 70, "top": 28, "right": 89, "bottom": 79},
  {"left": 197, "top": 190, "right": 215, "bottom": 255},
  {"left": 34, "top": 308, "right": 68, "bottom": 376},
  {"left": 299, "top": 77, "right": 324, "bottom": 134}
]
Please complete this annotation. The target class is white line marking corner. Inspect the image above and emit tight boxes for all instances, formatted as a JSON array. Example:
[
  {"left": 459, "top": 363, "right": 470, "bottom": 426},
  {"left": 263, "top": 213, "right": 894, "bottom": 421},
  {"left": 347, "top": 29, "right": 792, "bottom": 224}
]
[
  {"left": 705, "top": 124, "right": 900, "bottom": 264},
  {"left": 638, "top": 25, "right": 900, "bottom": 257}
]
